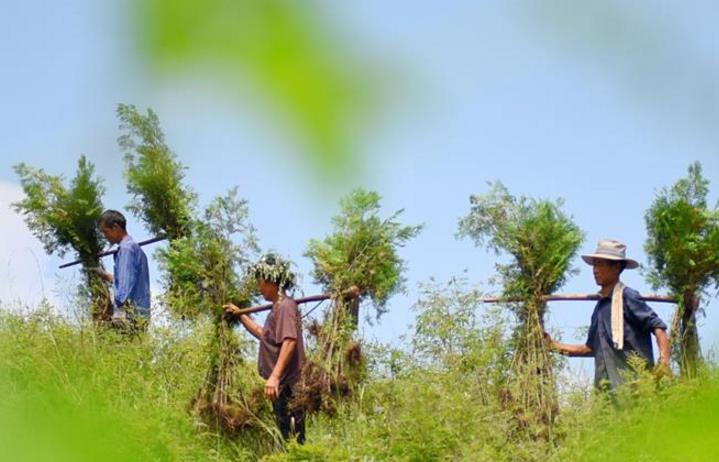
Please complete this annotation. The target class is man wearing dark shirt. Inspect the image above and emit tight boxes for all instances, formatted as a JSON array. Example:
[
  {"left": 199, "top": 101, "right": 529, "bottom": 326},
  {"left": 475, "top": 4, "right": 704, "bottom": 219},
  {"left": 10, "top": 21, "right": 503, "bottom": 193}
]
[
  {"left": 547, "top": 240, "right": 670, "bottom": 390},
  {"left": 97, "top": 210, "right": 151, "bottom": 331},
  {"left": 224, "top": 254, "right": 306, "bottom": 443}
]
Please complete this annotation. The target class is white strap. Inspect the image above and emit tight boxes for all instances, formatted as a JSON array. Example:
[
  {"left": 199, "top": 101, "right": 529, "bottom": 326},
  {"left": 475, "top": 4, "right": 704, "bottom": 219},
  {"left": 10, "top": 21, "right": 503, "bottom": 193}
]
[{"left": 611, "top": 281, "right": 625, "bottom": 350}]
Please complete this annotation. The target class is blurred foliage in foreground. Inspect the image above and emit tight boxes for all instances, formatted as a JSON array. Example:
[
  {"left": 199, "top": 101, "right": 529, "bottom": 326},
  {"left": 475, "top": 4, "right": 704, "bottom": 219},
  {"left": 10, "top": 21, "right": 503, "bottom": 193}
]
[
  {"left": 136, "top": 0, "right": 380, "bottom": 181},
  {"left": 1, "top": 279, "right": 717, "bottom": 461}
]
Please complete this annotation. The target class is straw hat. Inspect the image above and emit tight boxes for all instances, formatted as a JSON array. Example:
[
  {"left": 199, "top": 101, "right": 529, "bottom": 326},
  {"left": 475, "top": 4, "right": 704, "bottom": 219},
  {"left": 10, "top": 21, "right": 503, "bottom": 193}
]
[{"left": 581, "top": 239, "right": 639, "bottom": 269}]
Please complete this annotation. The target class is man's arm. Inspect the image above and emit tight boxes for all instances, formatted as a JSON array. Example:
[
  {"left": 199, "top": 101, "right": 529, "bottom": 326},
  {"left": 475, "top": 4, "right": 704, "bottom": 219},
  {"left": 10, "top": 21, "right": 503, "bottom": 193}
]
[
  {"left": 654, "top": 327, "right": 671, "bottom": 368},
  {"left": 223, "top": 304, "right": 263, "bottom": 339},
  {"left": 265, "top": 339, "right": 296, "bottom": 400},
  {"left": 545, "top": 333, "right": 594, "bottom": 357},
  {"left": 624, "top": 290, "right": 671, "bottom": 369}
]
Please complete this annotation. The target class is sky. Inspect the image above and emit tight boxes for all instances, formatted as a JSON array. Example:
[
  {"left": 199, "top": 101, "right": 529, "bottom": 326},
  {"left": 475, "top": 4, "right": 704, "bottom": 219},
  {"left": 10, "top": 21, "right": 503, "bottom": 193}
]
[{"left": 1, "top": 1, "right": 718, "bottom": 378}]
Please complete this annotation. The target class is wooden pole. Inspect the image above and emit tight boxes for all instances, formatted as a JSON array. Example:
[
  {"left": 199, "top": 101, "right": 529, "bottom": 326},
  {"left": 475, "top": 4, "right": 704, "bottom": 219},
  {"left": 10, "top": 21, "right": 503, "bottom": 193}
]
[
  {"left": 231, "top": 286, "right": 361, "bottom": 316},
  {"left": 481, "top": 293, "right": 676, "bottom": 304},
  {"left": 58, "top": 235, "right": 168, "bottom": 269}
]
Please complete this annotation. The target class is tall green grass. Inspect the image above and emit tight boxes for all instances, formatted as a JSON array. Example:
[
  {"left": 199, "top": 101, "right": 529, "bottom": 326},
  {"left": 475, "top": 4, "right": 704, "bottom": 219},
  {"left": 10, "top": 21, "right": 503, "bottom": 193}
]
[
  {"left": 1, "top": 300, "right": 717, "bottom": 461},
  {"left": 0, "top": 307, "right": 271, "bottom": 461}
]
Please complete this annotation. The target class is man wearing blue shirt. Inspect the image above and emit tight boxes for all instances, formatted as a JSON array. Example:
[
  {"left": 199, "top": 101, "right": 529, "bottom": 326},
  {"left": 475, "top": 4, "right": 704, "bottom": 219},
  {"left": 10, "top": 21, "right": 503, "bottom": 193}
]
[
  {"left": 547, "top": 240, "right": 670, "bottom": 390},
  {"left": 97, "top": 210, "right": 151, "bottom": 331}
]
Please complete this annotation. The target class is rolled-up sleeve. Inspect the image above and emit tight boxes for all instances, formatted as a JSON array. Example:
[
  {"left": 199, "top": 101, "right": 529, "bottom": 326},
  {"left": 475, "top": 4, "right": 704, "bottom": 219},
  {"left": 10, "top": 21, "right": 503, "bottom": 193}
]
[{"left": 625, "top": 288, "right": 667, "bottom": 332}]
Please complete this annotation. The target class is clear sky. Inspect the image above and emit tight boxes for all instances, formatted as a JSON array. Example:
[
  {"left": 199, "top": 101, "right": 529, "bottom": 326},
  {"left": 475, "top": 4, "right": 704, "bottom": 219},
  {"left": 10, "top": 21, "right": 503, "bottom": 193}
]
[{"left": 2, "top": 1, "right": 718, "bottom": 378}]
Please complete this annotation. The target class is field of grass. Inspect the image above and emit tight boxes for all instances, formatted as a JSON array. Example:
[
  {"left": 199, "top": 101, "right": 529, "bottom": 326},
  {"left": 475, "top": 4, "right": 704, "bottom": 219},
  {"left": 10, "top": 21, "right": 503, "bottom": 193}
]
[{"left": 0, "top": 303, "right": 717, "bottom": 462}]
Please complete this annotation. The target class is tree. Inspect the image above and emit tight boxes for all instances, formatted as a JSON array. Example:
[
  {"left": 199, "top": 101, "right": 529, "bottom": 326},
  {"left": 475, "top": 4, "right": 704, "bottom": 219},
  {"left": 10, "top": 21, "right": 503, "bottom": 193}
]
[
  {"left": 13, "top": 156, "right": 112, "bottom": 321},
  {"left": 458, "top": 181, "right": 583, "bottom": 437},
  {"left": 645, "top": 162, "right": 719, "bottom": 378}
]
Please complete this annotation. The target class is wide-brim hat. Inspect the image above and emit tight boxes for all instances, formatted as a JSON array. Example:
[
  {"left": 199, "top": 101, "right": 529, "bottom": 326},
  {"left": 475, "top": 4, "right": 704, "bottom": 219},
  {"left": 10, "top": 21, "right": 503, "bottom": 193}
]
[{"left": 581, "top": 239, "right": 639, "bottom": 269}]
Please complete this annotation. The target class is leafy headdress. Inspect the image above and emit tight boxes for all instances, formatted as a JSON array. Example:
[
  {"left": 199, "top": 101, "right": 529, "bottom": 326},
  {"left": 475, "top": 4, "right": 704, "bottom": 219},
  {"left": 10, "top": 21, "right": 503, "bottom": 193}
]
[{"left": 249, "top": 253, "right": 297, "bottom": 292}]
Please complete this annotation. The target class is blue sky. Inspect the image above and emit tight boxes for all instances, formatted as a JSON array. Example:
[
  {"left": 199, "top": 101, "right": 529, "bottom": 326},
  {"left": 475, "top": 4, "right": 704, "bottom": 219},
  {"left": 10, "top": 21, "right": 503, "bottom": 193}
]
[{"left": 1, "top": 1, "right": 717, "bottom": 376}]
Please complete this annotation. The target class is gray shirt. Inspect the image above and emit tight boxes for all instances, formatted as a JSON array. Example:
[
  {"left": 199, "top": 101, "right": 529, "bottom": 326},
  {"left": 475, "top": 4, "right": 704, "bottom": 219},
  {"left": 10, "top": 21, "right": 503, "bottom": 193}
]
[{"left": 586, "top": 286, "right": 667, "bottom": 389}]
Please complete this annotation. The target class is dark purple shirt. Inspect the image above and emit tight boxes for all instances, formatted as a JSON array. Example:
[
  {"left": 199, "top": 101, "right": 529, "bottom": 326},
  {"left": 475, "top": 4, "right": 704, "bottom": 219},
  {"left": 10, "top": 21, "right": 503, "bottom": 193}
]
[{"left": 258, "top": 297, "right": 305, "bottom": 387}]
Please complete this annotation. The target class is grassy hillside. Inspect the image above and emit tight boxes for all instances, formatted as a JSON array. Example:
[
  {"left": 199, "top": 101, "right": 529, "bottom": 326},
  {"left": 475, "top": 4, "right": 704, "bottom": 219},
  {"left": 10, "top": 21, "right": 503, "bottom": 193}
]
[{"left": 0, "top": 302, "right": 717, "bottom": 462}]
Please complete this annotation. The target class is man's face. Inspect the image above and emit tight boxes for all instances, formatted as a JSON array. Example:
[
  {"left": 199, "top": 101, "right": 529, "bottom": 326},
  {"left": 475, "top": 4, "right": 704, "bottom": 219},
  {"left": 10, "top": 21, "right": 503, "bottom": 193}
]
[
  {"left": 257, "top": 277, "right": 278, "bottom": 301},
  {"left": 592, "top": 259, "right": 622, "bottom": 286},
  {"left": 99, "top": 223, "right": 124, "bottom": 244}
]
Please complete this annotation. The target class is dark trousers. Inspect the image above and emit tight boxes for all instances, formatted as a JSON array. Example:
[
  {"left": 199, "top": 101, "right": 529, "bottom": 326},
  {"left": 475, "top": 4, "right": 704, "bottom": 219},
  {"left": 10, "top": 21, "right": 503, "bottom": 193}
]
[{"left": 273, "top": 383, "right": 305, "bottom": 444}]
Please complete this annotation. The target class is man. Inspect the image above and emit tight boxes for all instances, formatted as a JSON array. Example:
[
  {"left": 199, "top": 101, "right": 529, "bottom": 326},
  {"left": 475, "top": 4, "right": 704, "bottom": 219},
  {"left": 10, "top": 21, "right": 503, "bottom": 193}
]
[
  {"left": 224, "top": 254, "right": 306, "bottom": 444},
  {"left": 97, "top": 210, "right": 151, "bottom": 330},
  {"left": 546, "top": 239, "right": 670, "bottom": 390}
]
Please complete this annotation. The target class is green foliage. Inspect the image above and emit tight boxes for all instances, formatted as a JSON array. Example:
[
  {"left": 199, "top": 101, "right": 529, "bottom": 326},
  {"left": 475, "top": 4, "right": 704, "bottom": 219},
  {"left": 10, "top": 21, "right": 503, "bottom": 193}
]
[
  {"left": 12, "top": 157, "right": 112, "bottom": 319},
  {"left": 645, "top": 162, "right": 719, "bottom": 295},
  {"left": 136, "top": 0, "right": 379, "bottom": 181},
  {"left": 297, "top": 189, "right": 420, "bottom": 415},
  {"left": 13, "top": 156, "right": 106, "bottom": 261},
  {"left": 458, "top": 181, "right": 584, "bottom": 436},
  {"left": 163, "top": 188, "right": 259, "bottom": 319},
  {"left": 458, "top": 181, "right": 584, "bottom": 308},
  {"left": 551, "top": 372, "right": 719, "bottom": 462},
  {"left": 0, "top": 309, "right": 274, "bottom": 462},
  {"left": 1, "top": 297, "right": 718, "bottom": 462},
  {"left": 118, "top": 103, "right": 197, "bottom": 240},
  {"left": 250, "top": 253, "right": 297, "bottom": 292},
  {"left": 644, "top": 162, "right": 719, "bottom": 376},
  {"left": 411, "top": 278, "right": 511, "bottom": 383},
  {"left": 160, "top": 189, "right": 264, "bottom": 439},
  {"left": 117, "top": 103, "right": 258, "bottom": 320},
  {"left": 306, "top": 188, "right": 422, "bottom": 319},
  {"left": 274, "top": 280, "right": 520, "bottom": 461},
  {"left": 117, "top": 102, "right": 263, "bottom": 435}
]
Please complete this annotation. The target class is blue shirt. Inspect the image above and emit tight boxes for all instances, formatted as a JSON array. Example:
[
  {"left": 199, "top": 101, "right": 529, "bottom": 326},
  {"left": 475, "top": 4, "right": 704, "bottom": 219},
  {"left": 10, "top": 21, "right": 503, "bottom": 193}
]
[
  {"left": 113, "top": 235, "right": 151, "bottom": 317},
  {"left": 586, "top": 286, "right": 667, "bottom": 389}
]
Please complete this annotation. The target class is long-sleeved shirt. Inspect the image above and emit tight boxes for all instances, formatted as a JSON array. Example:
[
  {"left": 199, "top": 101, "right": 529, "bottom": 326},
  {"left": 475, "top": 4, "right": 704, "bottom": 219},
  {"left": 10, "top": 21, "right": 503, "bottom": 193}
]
[
  {"left": 113, "top": 235, "right": 151, "bottom": 317},
  {"left": 585, "top": 285, "right": 667, "bottom": 389}
]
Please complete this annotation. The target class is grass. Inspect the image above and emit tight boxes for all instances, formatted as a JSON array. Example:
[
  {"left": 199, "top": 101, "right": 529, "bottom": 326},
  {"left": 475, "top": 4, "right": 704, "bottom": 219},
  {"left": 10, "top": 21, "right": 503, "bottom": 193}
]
[{"left": 0, "top": 301, "right": 717, "bottom": 461}]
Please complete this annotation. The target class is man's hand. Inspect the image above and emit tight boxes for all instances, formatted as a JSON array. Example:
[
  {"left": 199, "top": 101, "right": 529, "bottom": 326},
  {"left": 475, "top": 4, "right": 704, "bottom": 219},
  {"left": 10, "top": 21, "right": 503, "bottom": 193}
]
[
  {"left": 654, "top": 360, "right": 672, "bottom": 379},
  {"left": 89, "top": 267, "right": 113, "bottom": 282},
  {"left": 543, "top": 332, "right": 560, "bottom": 353},
  {"left": 265, "top": 375, "right": 280, "bottom": 401},
  {"left": 223, "top": 303, "right": 242, "bottom": 320},
  {"left": 658, "top": 354, "right": 670, "bottom": 369},
  {"left": 654, "top": 353, "right": 672, "bottom": 378},
  {"left": 543, "top": 332, "right": 594, "bottom": 357}
]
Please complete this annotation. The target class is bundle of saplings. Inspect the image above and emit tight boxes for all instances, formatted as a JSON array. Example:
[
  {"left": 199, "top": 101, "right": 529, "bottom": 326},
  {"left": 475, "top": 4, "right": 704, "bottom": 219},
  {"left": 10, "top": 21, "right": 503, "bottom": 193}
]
[
  {"left": 13, "top": 156, "right": 113, "bottom": 321},
  {"left": 459, "top": 181, "right": 583, "bottom": 439},
  {"left": 297, "top": 188, "right": 422, "bottom": 415},
  {"left": 645, "top": 162, "right": 719, "bottom": 378},
  {"left": 117, "top": 104, "right": 271, "bottom": 438}
]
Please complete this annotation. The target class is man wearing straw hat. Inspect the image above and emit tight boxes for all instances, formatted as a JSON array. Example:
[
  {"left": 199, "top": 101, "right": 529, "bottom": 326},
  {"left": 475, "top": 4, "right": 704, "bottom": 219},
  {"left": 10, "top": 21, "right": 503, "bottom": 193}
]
[{"left": 547, "top": 239, "right": 671, "bottom": 390}]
